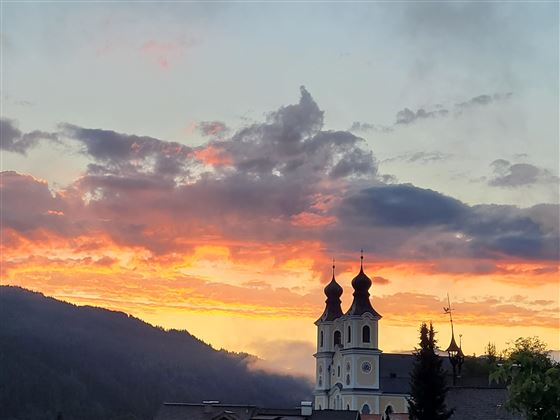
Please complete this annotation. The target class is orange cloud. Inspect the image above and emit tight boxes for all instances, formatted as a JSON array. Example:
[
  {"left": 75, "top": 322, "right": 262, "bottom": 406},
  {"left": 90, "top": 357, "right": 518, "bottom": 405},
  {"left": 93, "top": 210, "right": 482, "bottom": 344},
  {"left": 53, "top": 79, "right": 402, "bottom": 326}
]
[{"left": 193, "top": 145, "right": 233, "bottom": 166}]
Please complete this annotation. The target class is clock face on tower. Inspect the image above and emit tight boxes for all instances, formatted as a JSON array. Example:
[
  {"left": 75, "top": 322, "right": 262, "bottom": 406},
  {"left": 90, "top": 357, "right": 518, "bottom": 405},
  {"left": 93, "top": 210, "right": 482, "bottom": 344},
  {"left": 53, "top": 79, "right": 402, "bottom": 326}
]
[{"left": 361, "top": 361, "right": 372, "bottom": 374}]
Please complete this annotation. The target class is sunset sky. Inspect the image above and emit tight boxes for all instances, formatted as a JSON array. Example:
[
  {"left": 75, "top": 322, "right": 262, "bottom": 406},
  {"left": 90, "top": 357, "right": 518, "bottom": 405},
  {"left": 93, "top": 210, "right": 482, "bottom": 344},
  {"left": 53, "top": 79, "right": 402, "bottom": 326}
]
[{"left": 1, "top": 2, "right": 559, "bottom": 379}]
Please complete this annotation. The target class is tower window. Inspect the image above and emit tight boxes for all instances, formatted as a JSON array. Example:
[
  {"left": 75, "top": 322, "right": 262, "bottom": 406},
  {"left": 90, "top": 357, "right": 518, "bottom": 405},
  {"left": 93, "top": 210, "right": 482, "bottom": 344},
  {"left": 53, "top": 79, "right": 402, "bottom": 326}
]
[
  {"left": 362, "top": 404, "right": 371, "bottom": 415},
  {"left": 334, "top": 330, "right": 341, "bottom": 346},
  {"left": 337, "top": 365, "right": 341, "bottom": 376},
  {"left": 320, "top": 331, "right": 324, "bottom": 347},
  {"left": 345, "top": 374, "right": 350, "bottom": 386},
  {"left": 362, "top": 325, "right": 371, "bottom": 343},
  {"left": 347, "top": 326, "right": 351, "bottom": 343}
]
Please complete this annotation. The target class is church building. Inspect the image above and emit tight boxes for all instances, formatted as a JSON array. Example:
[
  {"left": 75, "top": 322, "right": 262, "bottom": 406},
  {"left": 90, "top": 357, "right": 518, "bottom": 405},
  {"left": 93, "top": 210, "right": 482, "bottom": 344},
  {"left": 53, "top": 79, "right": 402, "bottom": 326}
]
[{"left": 313, "top": 254, "right": 409, "bottom": 416}]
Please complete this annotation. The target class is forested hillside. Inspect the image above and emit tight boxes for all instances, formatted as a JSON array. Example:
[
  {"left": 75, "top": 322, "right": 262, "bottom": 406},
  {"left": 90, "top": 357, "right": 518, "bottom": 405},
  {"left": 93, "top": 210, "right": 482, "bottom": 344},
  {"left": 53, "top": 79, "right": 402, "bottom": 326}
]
[{"left": 0, "top": 286, "right": 312, "bottom": 420}]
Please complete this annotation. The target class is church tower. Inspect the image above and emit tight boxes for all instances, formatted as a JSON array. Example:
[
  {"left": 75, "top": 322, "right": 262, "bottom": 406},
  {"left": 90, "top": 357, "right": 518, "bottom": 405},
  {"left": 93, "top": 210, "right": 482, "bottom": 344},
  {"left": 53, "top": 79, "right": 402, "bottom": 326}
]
[{"left": 313, "top": 253, "right": 382, "bottom": 414}]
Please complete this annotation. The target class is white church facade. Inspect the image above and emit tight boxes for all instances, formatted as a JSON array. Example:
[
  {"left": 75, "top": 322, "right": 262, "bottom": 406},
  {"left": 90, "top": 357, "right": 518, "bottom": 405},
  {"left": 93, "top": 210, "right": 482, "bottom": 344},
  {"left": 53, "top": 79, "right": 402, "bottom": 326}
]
[{"left": 313, "top": 255, "right": 409, "bottom": 416}]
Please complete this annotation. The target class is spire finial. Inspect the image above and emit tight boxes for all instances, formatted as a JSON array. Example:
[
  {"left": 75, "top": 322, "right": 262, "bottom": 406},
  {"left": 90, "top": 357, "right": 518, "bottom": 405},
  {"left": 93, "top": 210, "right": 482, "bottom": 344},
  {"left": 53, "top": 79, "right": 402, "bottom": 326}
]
[
  {"left": 444, "top": 292, "right": 455, "bottom": 337},
  {"left": 360, "top": 249, "right": 364, "bottom": 269},
  {"left": 332, "top": 257, "right": 335, "bottom": 277}
]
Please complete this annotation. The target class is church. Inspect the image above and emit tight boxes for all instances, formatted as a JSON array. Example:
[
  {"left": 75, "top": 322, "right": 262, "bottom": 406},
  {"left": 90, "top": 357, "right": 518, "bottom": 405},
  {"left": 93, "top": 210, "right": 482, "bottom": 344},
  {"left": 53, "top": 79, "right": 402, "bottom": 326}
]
[
  {"left": 313, "top": 254, "right": 410, "bottom": 416},
  {"left": 154, "top": 254, "right": 519, "bottom": 420}
]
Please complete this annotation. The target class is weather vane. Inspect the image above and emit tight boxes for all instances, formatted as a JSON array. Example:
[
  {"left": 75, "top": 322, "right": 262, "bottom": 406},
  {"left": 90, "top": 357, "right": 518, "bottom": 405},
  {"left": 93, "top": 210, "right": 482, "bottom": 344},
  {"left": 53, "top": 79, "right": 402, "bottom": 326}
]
[
  {"left": 443, "top": 292, "right": 455, "bottom": 336},
  {"left": 444, "top": 293, "right": 464, "bottom": 385}
]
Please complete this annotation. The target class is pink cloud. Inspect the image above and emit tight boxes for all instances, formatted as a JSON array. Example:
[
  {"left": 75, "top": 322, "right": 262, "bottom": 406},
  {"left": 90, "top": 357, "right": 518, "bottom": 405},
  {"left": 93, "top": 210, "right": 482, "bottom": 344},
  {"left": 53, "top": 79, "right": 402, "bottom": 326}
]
[{"left": 139, "top": 40, "right": 194, "bottom": 69}]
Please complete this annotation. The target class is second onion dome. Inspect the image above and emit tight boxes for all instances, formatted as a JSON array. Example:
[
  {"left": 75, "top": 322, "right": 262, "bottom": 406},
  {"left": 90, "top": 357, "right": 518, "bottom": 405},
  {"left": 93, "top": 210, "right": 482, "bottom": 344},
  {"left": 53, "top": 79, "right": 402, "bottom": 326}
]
[{"left": 345, "top": 251, "right": 382, "bottom": 318}]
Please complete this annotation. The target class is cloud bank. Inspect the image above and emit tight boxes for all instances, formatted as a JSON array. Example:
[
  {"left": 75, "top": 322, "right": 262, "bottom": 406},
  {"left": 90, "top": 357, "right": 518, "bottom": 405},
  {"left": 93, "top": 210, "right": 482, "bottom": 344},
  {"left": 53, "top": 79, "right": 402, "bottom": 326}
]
[{"left": 2, "top": 88, "right": 557, "bottom": 265}]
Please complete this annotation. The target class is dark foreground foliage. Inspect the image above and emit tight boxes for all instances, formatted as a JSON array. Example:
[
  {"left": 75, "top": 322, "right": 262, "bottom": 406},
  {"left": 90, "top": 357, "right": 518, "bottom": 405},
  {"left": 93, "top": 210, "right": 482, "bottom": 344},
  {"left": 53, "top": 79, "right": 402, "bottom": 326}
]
[
  {"left": 407, "top": 322, "right": 453, "bottom": 420},
  {"left": 490, "top": 337, "right": 560, "bottom": 420},
  {"left": 0, "top": 286, "right": 312, "bottom": 420}
]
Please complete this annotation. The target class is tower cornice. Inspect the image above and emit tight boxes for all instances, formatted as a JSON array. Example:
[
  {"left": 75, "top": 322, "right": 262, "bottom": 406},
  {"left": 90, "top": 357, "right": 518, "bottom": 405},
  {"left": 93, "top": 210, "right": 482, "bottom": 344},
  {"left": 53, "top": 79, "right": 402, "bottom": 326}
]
[{"left": 340, "top": 348, "right": 382, "bottom": 355}]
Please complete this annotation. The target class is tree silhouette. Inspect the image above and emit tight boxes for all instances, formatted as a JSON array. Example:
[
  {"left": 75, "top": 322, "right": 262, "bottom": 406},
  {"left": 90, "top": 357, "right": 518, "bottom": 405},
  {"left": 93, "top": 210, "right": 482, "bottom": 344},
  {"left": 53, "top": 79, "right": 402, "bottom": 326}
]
[{"left": 407, "top": 322, "right": 453, "bottom": 420}]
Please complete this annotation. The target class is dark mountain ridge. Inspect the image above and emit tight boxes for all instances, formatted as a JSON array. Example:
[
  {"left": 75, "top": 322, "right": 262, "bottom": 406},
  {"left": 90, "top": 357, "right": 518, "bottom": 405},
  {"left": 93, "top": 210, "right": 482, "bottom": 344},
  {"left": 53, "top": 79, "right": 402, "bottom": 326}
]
[{"left": 0, "top": 286, "right": 312, "bottom": 420}]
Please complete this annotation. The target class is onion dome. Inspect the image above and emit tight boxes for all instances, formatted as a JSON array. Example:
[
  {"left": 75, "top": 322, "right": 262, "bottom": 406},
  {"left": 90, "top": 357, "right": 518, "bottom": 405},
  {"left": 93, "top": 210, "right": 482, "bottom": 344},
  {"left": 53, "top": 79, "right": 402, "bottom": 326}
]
[
  {"left": 345, "top": 251, "right": 382, "bottom": 318},
  {"left": 317, "top": 260, "right": 344, "bottom": 322},
  {"left": 325, "top": 276, "right": 343, "bottom": 300}
]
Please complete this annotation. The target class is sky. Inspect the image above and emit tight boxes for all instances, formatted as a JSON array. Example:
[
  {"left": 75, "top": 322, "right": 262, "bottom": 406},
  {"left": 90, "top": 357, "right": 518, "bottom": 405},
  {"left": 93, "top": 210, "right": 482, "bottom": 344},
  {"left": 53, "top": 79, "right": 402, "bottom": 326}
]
[{"left": 1, "top": 2, "right": 559, "bottom": 379}]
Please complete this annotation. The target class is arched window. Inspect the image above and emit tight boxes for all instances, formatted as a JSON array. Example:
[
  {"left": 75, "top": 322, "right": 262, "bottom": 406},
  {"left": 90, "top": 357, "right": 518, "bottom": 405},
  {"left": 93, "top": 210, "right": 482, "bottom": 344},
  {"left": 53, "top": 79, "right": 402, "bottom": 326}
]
[
  {"left": 362, "top": 325, "right": 371, "bottom": 343},
  {"left": 362, "top": 404, "right": 371, "bottom": 415},
  {"left": 347, "top": 326, "right": 351, "bottom": 343},
  {"left": 334, "top": 330, "right": 341, "bottom": 346},
  {"left": 385, "top": 405, "right": 394, "bottom": 416},
  {"left": 337, "top": 365, "right": 341, "bottom": 376},
  {"left": 320, "top": 331, "right": 324, "bottom": 347},
  {"left": 346, "top": 404, "right": 350, "bottom": 410},
  {"left": 345, "top": 374, "right": 350, "bottom": 386}
]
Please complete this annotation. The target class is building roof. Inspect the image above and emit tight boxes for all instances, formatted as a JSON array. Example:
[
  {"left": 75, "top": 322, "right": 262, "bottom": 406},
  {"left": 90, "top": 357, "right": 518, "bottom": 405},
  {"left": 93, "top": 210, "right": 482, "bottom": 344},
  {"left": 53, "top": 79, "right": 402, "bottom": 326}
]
[
  {"left": 379, "top": 353, "right": 415, "bottom": 394},
  {"left": 378, "top": 353, "right": 505, "bottom": 394},
  {"left": 317, "top": 273, "right": 344, "bottom": 323},
  {"left": 445, "top": 333, "right": 463, "bottom": 354},
  {"left": 256, "top": 408, "right": 360, "bottom": 420},
  {"left": 447, "top": 388, "right": 523, "bottom": 420},
  {"left": 154, "top": 403, "right": 361, "bottom": 420},
  {"left": 154, "top": 403, "right": 258, "bottom": 420},
  {"left": 378, "top": 355, "right": 520, "bottom": 418},
  {"left": 345, "top": 266, "right": 381, "bottom": 318}
]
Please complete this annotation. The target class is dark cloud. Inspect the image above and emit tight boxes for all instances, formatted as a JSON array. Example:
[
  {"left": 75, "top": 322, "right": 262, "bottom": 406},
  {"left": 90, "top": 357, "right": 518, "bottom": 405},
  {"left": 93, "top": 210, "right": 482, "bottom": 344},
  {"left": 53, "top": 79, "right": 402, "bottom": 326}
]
[
  {"left": 489, "top": 159, "right": 559, "bottom": 187},
  {"left": 339, "top": 184, "right": 466, "bottom": 228},
  {"left": 338, "top": 184, "right": 559, "bottom": 260},
  {"left": 0, "top": 171, "right": 72, "bottom": 235},
  {"left": 354, "top": 92, "right": 513, "bottom": 131},
  {"left": 60, "top": 123, "right": 192, "bottom": 166},
  {"left": 209, "top": 86, "right": 377, "bottom": 180},
  {"left": 3, "top": 88, "right": 557, "bottom": 263},
  {"left": 197, "top": 121, "right": 228, "bottom": 137},
  {"left": 383, "top": 151, "right": 451, "bottom": 164},
  {"left": 395, "top": 107, "right": 449, "bottom": 125},
  {"left": 395, "top": 93, "right": 512, "bottom": 125},
  {"left": 349, "top": 121, "right": 392, "bottom": 133},
  {"left": 0, "top": 118, "right": 57, "bottom": 155},
  {"left": 15, "top": 87, "right": 375, "bottom": 253},
  {"left": 456, "top": 93, "right": 513, "bottom": 110}
]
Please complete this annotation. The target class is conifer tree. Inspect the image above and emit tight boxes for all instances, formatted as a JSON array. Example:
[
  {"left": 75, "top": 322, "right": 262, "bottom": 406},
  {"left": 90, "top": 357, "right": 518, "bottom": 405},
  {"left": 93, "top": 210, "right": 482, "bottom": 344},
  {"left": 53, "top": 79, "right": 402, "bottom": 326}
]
[{"left": 408, "top": 322, "right": 454, "bottom": 420}]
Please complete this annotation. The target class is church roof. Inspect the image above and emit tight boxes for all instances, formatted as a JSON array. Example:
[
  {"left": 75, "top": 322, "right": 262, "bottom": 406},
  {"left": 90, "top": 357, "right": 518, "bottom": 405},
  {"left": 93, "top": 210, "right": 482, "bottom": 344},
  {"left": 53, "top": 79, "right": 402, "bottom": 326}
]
[
  {"left": 345, "top": 255, "right": 381, "bottom": 318},
  {"left": 378, "top": 353, "right": 507, "bottom": 394},
  {"left": 317, "top": 264, "right": 344, "bottom": 323}
]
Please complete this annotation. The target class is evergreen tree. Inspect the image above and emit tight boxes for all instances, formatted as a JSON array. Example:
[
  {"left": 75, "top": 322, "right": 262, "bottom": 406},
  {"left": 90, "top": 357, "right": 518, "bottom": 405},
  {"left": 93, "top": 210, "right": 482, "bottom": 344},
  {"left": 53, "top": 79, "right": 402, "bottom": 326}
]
[{"left": 408, "top": 322, "right": 454, "bottom": 420}]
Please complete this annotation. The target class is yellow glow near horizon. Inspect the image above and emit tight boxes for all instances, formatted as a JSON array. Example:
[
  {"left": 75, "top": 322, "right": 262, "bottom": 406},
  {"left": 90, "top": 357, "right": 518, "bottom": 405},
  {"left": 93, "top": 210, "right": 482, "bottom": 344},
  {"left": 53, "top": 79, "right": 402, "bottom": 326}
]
[{"left": 3, "top": 237, "right": 558, "bottom": 379}]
